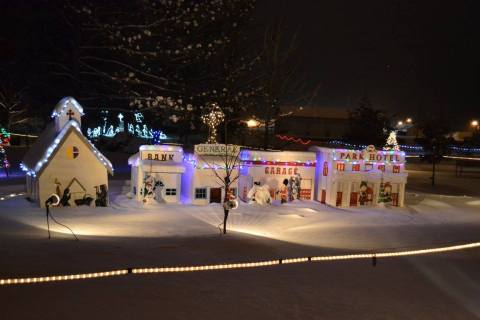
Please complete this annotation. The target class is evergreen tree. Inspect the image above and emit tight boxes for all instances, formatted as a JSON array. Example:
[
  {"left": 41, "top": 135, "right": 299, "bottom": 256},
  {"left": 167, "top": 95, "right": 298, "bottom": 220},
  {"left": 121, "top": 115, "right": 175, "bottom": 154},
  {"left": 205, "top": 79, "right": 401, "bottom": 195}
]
[{"left": 345, "top": 95, "right": 391, "bottom": 148}]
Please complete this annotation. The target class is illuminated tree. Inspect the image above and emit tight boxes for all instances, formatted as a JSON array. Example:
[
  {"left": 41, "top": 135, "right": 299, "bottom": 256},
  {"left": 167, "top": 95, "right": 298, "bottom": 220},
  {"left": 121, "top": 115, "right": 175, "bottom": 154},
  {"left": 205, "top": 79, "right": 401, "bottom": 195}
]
[
  {"left": 201, "top": 103, "right": 225, "bottom": 144},
  {"left": 198, "top": 145, "right": 241, "bottom": 234},
  {"left": 384, "top": 131, "right": 400, "bottom": 151}
]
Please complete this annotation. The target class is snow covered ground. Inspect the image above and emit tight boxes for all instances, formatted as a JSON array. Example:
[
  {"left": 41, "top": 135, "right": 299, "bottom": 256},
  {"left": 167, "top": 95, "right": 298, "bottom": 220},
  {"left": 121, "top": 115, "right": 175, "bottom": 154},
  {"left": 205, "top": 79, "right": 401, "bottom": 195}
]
[{"left": 0, "top": 175, "right": 480, "bottom": 319}]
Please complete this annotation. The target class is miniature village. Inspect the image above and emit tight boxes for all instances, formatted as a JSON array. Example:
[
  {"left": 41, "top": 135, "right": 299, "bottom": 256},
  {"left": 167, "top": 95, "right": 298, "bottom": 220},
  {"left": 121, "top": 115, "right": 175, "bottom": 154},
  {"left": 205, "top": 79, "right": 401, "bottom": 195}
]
[{"left": 18, "top": 97, "right": 407, "bottom": 210}]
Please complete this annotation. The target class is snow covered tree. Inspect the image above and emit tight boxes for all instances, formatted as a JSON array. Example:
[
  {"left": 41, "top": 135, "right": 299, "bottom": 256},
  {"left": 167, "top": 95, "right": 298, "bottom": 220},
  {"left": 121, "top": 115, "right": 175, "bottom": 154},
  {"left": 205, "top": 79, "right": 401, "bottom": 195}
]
[
  {"left": 384, "top": 131, "right": 400, "bottom": 151},
  {"left": 249, "top": 19, "right": 310, "bottom": 149},
  {"left": 58, "top": 1, "right": 257, "bottom": 115},
  {"left": 198, "top": 145, "right": 241, "bottom": 234},
  {"left": 0, "top": 86, "right": 31, "bottom": 132}
]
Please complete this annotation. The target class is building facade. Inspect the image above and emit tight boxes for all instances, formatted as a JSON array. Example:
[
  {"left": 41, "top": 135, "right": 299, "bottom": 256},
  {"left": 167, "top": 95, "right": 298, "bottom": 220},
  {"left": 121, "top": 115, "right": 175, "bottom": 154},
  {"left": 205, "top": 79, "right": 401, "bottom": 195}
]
[
  {"left": 182, "top": 144, "right": 240, "bottom": 205},
  {"left": 238, "top": 150, "right": 316, "bottom": 202},
  {"left": 311, "top": 146, "right": 407, "bottom": 207},
  {"left": 128, "top": 144, "right": 408, "bottom": 208},
  {"left": 21, "top": 97, "right": 113, "bottom": 208},
  {"left": 128, "top": 145, "right": 185, "bottom": 203}
]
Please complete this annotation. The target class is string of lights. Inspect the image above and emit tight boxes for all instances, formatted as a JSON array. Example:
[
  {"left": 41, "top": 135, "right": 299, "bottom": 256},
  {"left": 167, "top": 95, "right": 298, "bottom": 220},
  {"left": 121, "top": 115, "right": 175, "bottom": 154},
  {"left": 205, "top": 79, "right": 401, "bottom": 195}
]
[
  {"left": 328, "top": 140, "right": 480, "bottom": 154},
  {"left": 1, "top": 241, "right": 479, "bottom": 286},
  {"left": 276, "top": 134, "right": 311, "bottom": 145},
  {"left": 201, "top": 103, "right": 225, "bottom": 144},
  {"left": 20, "top": 121, "right": 113, "bottom": 177}
]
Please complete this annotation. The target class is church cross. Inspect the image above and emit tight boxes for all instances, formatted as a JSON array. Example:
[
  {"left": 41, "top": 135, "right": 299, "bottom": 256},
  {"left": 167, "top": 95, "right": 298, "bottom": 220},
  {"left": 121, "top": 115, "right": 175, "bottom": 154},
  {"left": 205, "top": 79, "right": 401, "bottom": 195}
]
[{"left": 66, "top": 109, "right": 75, "bottom": 120}]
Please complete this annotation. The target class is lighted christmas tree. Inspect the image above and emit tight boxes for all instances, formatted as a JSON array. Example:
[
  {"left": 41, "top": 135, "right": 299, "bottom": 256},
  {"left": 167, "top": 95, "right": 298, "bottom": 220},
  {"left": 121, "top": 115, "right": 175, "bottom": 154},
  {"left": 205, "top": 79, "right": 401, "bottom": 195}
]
[
  {"left": 384, "top": 131, "right": 400, "bottom": 151},
  {"left": 377, "top": 175, "right": 392, "bottom": 206},
  {"left": 377, "top": 177, "right": 387, "bottom": 206}
]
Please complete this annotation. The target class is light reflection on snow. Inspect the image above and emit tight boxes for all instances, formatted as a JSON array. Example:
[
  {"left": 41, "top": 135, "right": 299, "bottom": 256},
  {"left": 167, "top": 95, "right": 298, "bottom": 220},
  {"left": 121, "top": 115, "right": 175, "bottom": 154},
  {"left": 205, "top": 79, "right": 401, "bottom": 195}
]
[{"left": 1, "top": 187, "right": 480, "bottom": 250}]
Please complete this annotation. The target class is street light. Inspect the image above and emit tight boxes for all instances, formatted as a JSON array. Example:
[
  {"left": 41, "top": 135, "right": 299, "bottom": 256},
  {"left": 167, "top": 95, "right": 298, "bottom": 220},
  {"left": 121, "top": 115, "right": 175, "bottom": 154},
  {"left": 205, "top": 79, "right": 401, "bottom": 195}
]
[
  {"left": 397, "top": 121, "right": 403, "bottom": 126},
  {"left": 246, "top": 118, "right": 261, "bottom": 128},
  {"left": 471, "top": 120, "right": 479, "bottom": 128},
  {"left": 406, "top": 118, "right": 412, "bottom": 124}
]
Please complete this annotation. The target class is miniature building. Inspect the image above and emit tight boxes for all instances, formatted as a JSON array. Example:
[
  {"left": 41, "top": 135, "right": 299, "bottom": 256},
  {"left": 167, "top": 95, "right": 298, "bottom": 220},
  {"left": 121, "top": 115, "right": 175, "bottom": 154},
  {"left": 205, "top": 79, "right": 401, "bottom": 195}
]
[
  {"left": 127, "top": 143, "right": 408, "bottom": 208},
  {"left": 21, "top": 97, "right": 113, "bottom": 208},
  {"left": 238, "top": 150, "right": 316, "bottom": 202},
  {"left": 311, "top": 146, "right": 408, "bottom": 207},
  {"left": 182, "top": 144, "right": 240, "bottom": 205},
  {"left": 128, "top": 145, "right": 185, "bottom": 203}
]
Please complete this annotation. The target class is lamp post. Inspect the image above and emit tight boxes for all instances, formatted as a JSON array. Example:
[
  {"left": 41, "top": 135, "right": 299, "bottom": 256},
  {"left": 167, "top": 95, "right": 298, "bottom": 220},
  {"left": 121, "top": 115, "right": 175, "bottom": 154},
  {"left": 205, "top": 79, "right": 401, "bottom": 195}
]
[{"left": 431, "top": 138, "right": 437, "bottom": 187}]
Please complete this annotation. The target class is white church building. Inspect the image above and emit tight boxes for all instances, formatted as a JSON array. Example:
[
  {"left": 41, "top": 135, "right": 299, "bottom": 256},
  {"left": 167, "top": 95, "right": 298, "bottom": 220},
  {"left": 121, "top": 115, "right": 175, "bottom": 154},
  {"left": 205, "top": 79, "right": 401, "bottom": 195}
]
[{"left": 21, "top": 97, "right": 113, "bottom": 208}]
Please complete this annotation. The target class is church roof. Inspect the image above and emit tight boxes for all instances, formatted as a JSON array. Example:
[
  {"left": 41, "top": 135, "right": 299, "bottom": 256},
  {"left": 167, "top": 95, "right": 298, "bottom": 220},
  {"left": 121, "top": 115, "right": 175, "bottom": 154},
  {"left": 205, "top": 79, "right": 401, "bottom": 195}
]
[
  {"left": 21, "top": 120, "right": 113, "bottom": 177},
  {"left": 51, "top": 97, "right": 84, "bottom": 118}
]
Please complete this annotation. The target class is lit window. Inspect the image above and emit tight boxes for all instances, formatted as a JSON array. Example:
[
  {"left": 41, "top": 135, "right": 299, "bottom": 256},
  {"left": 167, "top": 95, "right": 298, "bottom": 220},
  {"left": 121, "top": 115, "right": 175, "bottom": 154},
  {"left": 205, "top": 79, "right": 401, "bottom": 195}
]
[
  {"left": 393, "top": 165, "right": 400, "bottom": 173},
  {"left": 378, "top": 165, "right": 385, "bottom": 172},
  {"left": 66, "top": 146, "right": 79, "bottom": 159},
  {"left": 365, "top": 163, "right": 373, "bottom": 171},
  {"left": 195, "top": 188, "right": 207, "bottom": 199},
  {"left": 336, "top": 162, "right": 345, "bottom": 171},
  {"left": 165, "top": 188, "right": 177, "bottom": 196},
  {"left": 352, "top": 164, "right": 360, "bottom": 171}
]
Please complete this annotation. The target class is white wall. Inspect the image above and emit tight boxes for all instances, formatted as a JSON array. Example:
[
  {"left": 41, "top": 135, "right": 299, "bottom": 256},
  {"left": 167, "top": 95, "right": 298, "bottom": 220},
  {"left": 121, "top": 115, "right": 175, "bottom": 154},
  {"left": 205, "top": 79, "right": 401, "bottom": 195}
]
[
  {"left": 241, "top": 165, "right": 316, "bottom": 201},
  {"left": 38, "top": 131, "right": 108, "bottom": 208},
  {"left": 181, "top": 157, "right": 239, "bottom": 205}
]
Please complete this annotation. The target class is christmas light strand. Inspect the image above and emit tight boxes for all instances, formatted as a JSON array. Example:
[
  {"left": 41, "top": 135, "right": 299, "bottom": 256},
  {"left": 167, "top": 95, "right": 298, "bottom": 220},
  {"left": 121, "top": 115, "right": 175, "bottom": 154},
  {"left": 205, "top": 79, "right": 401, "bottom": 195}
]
[
  {"left": 1, "top": 241, "right": 479, "bottom": 286},
  {"left": 276, "top": 134, "right": 311, "bottom": 145},
  {"left": 201, "top": 103, "right": 225, "bottom": 144}
]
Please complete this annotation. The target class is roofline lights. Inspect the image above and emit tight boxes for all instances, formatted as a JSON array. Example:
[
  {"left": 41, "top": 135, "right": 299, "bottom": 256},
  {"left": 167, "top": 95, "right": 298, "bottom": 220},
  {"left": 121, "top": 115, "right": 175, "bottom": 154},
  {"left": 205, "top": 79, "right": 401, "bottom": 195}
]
[{"left": 20, "top": 120, "right": 113, "bottom": 176}]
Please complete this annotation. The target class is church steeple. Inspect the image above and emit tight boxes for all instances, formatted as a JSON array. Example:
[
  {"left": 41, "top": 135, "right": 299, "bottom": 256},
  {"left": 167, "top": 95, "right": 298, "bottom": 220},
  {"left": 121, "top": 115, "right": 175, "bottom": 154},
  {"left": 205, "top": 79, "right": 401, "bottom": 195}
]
[{"left": 51, "top": 97, "right": 84, "bottom": 133}]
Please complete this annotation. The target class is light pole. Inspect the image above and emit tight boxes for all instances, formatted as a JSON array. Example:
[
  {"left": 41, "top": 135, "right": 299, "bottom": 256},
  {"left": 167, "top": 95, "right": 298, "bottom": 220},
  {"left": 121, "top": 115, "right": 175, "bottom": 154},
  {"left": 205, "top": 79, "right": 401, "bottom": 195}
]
[{"left": 431, "top": 138, "right": 437, "bottom": 187}]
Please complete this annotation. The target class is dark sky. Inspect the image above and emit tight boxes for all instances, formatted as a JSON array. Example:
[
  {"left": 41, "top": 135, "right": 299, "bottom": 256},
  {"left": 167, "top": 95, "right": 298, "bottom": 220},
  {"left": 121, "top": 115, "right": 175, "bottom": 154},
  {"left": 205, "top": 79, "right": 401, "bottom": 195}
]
[
  {"left": 265, "top": 0, "right": 480, "bottom": 124},
  {"left": 1, "top": 1, "right": 479, "bottom": 129}
]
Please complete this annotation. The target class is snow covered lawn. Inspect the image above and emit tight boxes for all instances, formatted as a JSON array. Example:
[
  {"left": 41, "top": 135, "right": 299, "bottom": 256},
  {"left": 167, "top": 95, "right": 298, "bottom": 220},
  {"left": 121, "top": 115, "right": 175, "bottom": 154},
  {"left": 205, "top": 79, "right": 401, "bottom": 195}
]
[{"left": 0, "top": 179, "right": 480, "bottom": 319}]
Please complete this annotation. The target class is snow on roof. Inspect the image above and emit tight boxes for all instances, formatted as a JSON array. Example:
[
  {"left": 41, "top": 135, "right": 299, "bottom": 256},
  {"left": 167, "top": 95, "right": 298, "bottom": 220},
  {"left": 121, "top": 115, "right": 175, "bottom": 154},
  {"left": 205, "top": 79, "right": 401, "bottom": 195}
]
[
  {"left": 240, "top": 149, "right": 316, "bottom": 163},
  {"left": 308, "top": 146, "right": 337, "bottom": 153},
  {"left": 139, "top": 145, "right": 183, "bottom": 152},
  {"left": 51, "top": 97, "right": 85, "bottom": 118},
  {"left": 21, "top": 120, "right": 113, "bottom": 177},
  {"left": 128, "top": 145, "right": 184, "bottom": 166}
]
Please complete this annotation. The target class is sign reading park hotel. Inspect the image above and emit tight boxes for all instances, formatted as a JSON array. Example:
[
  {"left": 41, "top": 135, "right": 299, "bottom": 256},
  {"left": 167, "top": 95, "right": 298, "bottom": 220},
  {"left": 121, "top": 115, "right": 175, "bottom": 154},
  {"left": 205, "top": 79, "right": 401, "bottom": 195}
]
[
  {"left": 334, "top": 146, "right": 405, "bottom": 164},
  {"left": 194, "top": 144, "right": 241, "bottom": 157}
]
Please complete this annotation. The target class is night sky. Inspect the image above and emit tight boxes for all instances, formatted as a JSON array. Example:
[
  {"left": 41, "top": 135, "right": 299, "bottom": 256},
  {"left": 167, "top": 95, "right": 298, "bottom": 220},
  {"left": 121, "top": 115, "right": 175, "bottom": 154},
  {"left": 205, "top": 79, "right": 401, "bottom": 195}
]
[
  {"left": 1, "top": 1, "right": 479, "bottom": 128},
  {"left": 267, "top": 0, "right": 479, "bottom": 124}
]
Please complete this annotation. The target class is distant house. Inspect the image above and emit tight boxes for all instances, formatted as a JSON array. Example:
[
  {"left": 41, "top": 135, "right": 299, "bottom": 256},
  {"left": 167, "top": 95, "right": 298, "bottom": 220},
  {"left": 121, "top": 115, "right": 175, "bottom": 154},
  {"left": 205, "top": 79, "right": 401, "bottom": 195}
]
[
  {"left": 275, "top": 106, "right": 350, "bottom": 144},
  {"left": 21, "top": 97, "right": 113, "bottom": 208}
]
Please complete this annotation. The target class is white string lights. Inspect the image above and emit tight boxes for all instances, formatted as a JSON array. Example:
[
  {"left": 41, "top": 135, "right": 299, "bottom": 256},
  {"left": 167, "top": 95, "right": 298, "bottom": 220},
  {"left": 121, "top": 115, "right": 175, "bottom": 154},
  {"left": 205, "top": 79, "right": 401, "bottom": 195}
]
[
  {"left": 20, "top": 121, "right": 113, "bottom": 177},
  {"left": 201, "top": 103, "right": 225, "bottom": 144},
  {"left": 1, "top": 241, "right": 479, "bottom": 286}
]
